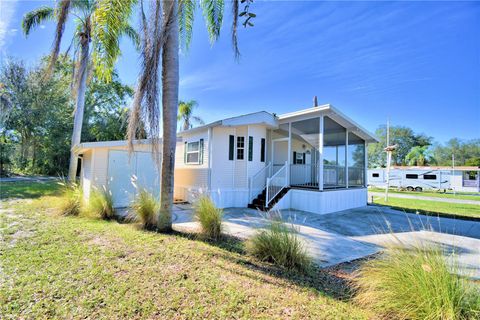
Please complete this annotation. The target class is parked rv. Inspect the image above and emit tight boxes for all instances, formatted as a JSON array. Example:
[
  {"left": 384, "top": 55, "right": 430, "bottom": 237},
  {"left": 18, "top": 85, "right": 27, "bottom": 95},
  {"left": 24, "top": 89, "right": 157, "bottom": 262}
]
[{"left": 368, "top": 166, "right": 480, "bottom": 193}]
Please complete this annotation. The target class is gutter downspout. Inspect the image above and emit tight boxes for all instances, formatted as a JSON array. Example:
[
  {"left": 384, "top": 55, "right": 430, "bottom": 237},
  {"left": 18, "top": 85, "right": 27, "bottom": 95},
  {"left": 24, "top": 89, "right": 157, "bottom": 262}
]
[{"left": 208, "top": 127, "right": 213, "bottom": 193}]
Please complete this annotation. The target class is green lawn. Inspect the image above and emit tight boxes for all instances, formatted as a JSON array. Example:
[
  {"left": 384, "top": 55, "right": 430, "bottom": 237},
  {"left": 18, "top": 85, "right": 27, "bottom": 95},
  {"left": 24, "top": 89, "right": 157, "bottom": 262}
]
[
  {"left": 0, "top": 180, "right": 62, "bottom": 199},
  {"left": 0, "top": 183, "right": 369, "bottom": 319},
  {"left": 369, "top": 187, "right": 480, "bottom": 201},
  {"left": 372, "top": 196, "right": 480, "bottom": 220}
]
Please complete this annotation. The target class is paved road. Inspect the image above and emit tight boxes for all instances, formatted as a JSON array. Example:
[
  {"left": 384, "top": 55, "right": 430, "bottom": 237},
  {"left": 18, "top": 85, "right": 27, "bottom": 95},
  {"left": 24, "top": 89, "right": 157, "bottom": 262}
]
[
  {"left": 171, "top": 204, "right": 480, "bottom": 278},
  {"left": 0, "top": 176, "right": 58, "bottom": 183},
  {"left": 369, "top": 191, "right": 480, "bottom": 205}
]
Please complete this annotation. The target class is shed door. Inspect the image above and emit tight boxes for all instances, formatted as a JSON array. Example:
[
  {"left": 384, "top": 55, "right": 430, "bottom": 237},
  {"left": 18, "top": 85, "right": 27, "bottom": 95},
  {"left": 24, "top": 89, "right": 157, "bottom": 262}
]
[{"left": 107, "top": 150, "right": 160, "bottom": 207}]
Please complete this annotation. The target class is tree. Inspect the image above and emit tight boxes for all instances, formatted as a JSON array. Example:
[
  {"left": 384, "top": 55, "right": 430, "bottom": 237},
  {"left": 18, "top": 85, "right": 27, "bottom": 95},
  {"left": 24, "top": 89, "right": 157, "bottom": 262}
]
[
  {"left": 22, "top": 0, "right": 138, "bottom": 181},
  {"left": 368, "top": 125, "right": 433, "bottom": 168},
  {"left": 405, "top": 146, "right": 436, "bottom": 166},
  {"left": 432, "top": 138, "right": 480, "bottom": 166},
  {"left": 178, "top": 100, "right": 204, "bottom": 131},
  {"left": 95, "top": 0, "right": 255, "bottom": 231}
]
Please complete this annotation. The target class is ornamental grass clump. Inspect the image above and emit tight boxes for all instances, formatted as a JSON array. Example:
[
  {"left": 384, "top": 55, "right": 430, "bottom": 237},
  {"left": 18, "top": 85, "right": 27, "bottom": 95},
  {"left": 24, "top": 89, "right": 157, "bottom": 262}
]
[
  {"left": 89, "top": 187, "right": 115, "bottom": 220},
  {"left": 247, "top": 217, "right": 311, "bottom": 273},
  {"left": 194, "top": 196, "right": 223, "bottom": 240},
  {"left": 354, "top": 245, "right": 480, "bottom": 320},
  {"left": 131, "top": 189, "right": 158, "bottom": 230},
  {"left": 57, "top": 182, "right": 82, "bottom": 216}
]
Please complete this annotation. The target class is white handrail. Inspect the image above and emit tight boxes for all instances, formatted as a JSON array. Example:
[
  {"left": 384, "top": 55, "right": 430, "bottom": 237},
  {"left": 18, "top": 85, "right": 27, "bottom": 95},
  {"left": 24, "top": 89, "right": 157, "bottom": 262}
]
[
  {"left": 249, "top": 162, "right": 272, "bottom": 202},
  {"left": 266, "top": 161, "right": 288, "bottom": 207}
]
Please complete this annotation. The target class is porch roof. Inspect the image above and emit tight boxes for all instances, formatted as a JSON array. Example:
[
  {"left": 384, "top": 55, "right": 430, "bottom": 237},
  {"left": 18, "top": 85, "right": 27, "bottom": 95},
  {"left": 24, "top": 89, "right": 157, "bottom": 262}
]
[{"left": 278, "top": 104, "right": 378, "bottom": 143}]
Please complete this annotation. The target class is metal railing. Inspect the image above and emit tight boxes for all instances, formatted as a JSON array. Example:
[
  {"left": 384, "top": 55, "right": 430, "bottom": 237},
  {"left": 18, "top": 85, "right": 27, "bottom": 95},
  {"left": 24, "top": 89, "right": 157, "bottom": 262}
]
[
  {"left": 290, "top": 164, "right": 319, "bottom": 187},
  {"left": 323, "top": 164, "right": 346, "bottom": 188},
  {"left": 348, "top": 166, "right": 365, "bottom": 187},
  {"left": 266, "top": 161, "right": 288, "bottom": 207},
  {"left": 248, "top": 162, "right": 272, "bottom": 202}
]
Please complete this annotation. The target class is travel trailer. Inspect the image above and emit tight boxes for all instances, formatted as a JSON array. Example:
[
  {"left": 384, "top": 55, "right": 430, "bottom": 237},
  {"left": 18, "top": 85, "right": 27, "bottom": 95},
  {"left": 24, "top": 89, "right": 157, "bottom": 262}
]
[
  {"left": 76, "top": 104, "right": 378, "bottom": 215},
  {"left": 368, "top": 166, "right": 480, "bottom": 192}
]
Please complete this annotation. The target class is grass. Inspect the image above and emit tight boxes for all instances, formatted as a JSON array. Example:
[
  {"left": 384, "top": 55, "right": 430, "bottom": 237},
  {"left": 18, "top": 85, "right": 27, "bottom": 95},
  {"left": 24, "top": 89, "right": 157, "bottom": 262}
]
[
  {"left": 247, "top": 218, "right": 311, "bottom": 273},
  {"left": 130, "top": 189, "right": 158, "bottom": 230},
  {"left": 373, "top": 196, "right": 480, "bottom": 219},
  {"left": 0, "top": 182, "right": 369, "bottom": 319},
  {"left": 355, "top": 245, "right": 480, "bottom": 319},
  {"left": 0, "top": 180, "right": 61, "bottom": 199},
  {"left": 369, "top": 187, "right": 480, "bottom": 201},
  {"left": 88, "top": 188, "right": 115, "bottom": 220},
  {"left": 57, "top": 182, "right": 82, "bottom": 216},
  {"left": 194, "top": 196, "right": 223, "bottom": 240}
]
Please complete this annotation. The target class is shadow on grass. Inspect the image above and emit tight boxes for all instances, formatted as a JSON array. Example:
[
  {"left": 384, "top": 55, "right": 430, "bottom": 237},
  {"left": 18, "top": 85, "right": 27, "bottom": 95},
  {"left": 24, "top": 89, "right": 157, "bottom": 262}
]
[{"left": 0, "top": 181, "right": 62, "bottom": 200}]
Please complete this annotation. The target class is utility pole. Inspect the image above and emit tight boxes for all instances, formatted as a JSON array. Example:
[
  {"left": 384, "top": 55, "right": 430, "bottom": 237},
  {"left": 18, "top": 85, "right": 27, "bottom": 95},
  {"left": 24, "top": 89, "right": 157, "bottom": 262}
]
[
  {"left": 384, "top": 118, "right": 397, "bottom": 202},
  {"left": 452, "top": 153, "right": 456, "bottom": 196}
]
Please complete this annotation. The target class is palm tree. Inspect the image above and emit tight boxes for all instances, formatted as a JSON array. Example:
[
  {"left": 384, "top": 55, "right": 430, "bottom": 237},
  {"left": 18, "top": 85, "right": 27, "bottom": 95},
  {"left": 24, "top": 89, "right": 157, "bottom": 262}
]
[
  {"left": 178, "top": 100, "right": 204, "bottom": 131},
  {"left": 405, "top": 146, "right": 436, "bottom": 166},
  {"left": 95, "top": 0, "right": 255, "bottom": 231},
  {"left": 22, "top": 0, "right": 138, "bottom": 181}
]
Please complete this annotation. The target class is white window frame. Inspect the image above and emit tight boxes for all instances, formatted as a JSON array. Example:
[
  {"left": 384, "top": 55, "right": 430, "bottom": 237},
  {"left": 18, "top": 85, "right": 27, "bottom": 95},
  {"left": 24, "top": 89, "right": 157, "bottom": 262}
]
[
  {"left": 186, "top": 141, "right": 200, "bottom": 164},
  {"left": 237, "top": 136, "right": 245, "bottom": 160}
]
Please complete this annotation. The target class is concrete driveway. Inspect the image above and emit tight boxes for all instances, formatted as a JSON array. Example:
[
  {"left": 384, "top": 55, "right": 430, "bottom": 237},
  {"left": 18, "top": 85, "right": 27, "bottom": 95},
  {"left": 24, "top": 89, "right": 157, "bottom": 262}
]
[{"left": 172, "top": 204, "right": 480, "bottom": 278}]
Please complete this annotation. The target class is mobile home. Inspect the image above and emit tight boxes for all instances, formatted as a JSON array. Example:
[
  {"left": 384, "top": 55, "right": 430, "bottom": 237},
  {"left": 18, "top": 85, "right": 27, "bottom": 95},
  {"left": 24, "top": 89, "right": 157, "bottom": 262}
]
[{"left": 76, "top": 104, "right": 378, "bottom": 215}]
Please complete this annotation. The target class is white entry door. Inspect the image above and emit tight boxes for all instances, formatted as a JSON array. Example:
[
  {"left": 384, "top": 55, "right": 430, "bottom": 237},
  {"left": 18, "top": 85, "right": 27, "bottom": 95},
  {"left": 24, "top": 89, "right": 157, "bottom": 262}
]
[{"left": 107, "top": 150, "right": 160, "bottom": 207}]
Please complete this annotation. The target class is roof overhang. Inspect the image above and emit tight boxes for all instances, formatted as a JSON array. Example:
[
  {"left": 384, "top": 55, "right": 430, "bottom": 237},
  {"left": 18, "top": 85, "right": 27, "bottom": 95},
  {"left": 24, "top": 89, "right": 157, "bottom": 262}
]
[
  {"left": 73, "top": 138, "right": 183, "bottom": 154},
  {"left": 278, "top": 104, "right": 378, "bottom": 143}
]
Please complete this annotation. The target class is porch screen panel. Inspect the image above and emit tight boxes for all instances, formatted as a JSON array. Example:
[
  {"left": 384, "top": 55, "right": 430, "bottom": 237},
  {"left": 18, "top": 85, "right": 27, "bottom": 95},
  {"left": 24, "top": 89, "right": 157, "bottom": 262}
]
[
  {"left": 347, "top": 132, "right": 365, "bottom": 187},
  {"left": 290, "top": 118, "right": 320, "bottom": 188},
  {"left": 323, "top": 117, "right": 346, "bottom": 189}
]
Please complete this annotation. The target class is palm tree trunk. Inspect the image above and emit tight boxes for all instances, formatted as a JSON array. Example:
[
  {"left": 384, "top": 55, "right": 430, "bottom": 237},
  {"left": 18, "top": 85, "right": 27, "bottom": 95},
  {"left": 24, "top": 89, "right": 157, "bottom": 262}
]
[
  {"left": 157, "top": 0, "right": 179, "bottom": 232},
  {"left": 67, "top": 36, "right": 89, "bottom": 182}
]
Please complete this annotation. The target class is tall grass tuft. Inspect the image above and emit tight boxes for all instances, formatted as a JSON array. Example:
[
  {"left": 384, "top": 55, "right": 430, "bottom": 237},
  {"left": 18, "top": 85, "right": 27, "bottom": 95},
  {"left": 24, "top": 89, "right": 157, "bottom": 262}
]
[
  {"left": 247, "top": 218, "right": 311, "bottom": 272},
  {"left": 57, "top": 182, "right": 82, "bottom": 216},
  {"left": 89, "top": 187, "right": 115, "bottom": 220},
  {"left": 194, "top": 196, "right": 223, "bottom": 240},
  {"left": 131, "top": 189, "right": 158, "bottom": 230},
  {"left": 354, "top": 245, "right": 480, "bottom": 320}
]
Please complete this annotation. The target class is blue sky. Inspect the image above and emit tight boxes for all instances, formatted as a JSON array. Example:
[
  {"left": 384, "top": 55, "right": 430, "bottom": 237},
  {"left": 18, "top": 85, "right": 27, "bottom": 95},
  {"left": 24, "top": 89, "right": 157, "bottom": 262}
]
[{"left": 1, "top": 0, "right": 479, "bottom": 143}]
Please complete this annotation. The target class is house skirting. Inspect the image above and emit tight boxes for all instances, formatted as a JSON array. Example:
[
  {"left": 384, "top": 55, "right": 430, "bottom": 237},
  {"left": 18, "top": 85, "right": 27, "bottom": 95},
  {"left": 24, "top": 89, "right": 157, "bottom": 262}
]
[{"left": 272, "top": 188, "right": 367, "bottom": 214}]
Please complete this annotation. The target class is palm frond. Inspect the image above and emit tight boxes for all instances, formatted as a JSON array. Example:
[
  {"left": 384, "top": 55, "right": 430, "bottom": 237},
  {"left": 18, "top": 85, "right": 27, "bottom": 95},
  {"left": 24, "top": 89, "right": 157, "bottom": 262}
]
[
  {"left": 22, "top": 6, "right": 55, "bottom": 36},
  {"left": 200, "top": 0, "right": 224, "bottom": 44},
  {"left": 91, "top": 0, "right": 138, "bottom": 82},
  {"left": 231, "top": 0, "right": 240, "bottom": 59},
  {"left": 48, "top": 0, "right": 72, "bottom": 76},
  {"left": 121, "top": 25, "right": 140, "bottom": 50},
  {"left": 179, "top": 0, "right": 196, "bottom": 51},
  {"left": 191, "top": 115, "right": 205, "bottom": 125}
]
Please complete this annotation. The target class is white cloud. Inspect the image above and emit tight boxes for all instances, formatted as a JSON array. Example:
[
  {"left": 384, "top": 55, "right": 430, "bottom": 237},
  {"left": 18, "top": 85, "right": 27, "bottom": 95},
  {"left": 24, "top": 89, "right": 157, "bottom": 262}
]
[{"left": 0, "top": 0, "right": 18, "bottom": 51}]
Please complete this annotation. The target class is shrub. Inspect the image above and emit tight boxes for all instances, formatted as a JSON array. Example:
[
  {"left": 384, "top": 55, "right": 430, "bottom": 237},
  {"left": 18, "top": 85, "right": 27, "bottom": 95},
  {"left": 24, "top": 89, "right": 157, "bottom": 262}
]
[
  {"left": 354, "top": 245, "right": 480, "bottom": 320},
  {"left": 247, "top": 218, "right": 311, "bottom": 272},
  {"left": 131, "top": 189, "right": 158, "bottom": 230},
  {"left": 89, "top": 188, "right": 115, "bottom": 220},
  {"left": 57, "top": 182, "right": 82, "bottom": 216},
  {"left": 194, "top": 196, "right": 223, "bottom": 240}
]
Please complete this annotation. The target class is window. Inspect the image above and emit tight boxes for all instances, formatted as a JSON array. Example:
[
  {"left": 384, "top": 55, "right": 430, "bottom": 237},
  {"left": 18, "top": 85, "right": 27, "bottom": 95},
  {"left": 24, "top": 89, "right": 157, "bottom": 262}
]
[
  {"left": 260, "top": 138, "right": 265, "bottom": 162},
  {"left": 185, "top": 141, "right": 200, "bottom": 164},
  {"left": 248, "top": 136, "right": 253, "bottom": 161},
  {"left": 372, "top": 173, "right": 379, "bottom": 178},
  {"left": 293, "top": 151, "right": 305, "bottom": 164},
  {"left": 237, "top": 136, "right": 245, "bottom": 160},
  {"left": 406, "top": 174, "right": 418, "bottom": 179},
  {"left": 228, "top": 135, "right": 234, "bottom": 160},
  {"left": 423, "top": 174, "right": 437, "bottom": 180}
]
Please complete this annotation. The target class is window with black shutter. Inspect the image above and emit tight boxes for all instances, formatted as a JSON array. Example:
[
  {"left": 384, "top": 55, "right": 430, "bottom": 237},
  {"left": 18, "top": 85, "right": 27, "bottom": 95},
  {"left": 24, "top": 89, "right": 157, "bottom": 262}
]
[
  {"left": 229, "top": 135, "right": 234, "bottom": 160},
  {"left": 260, "top": 138, "right": 265, "bottom": 162},
  {"left": 248, "top": 136, "right": 253, "bottom": 161},
  {"left": 237, "top": 136, "right": 245, "bottom": 160}
]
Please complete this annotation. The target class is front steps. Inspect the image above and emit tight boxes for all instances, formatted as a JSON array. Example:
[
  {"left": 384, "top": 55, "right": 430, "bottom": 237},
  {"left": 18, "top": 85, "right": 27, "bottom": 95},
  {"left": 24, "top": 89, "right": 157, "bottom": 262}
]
[{"left": 247, "top": 187, "right": 290, "bottom": 211}]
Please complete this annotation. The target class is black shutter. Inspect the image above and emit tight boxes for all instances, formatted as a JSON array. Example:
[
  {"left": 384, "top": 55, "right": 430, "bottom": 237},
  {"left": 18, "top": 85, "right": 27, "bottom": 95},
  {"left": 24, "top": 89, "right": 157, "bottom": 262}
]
[
  {"left": 260, "top": 138, "right": 265, "bottom": 162},
  {"left": 229, "top": 135, "right": 234, "bottom": 160},
  {"left": 303, "top": 153, "right": 306, "bottom": 164},
  {"left": 199, "top": 139, "right": 204, "bottom": 164},
  {"left": 248, "top": 136, "right": 253, "bottom": 161},
  {"left": 293, "top": 151, "right": 297, "bottom": 164},
  {"left": 184, "top": 142, "right": 187, "bottom": 163}
]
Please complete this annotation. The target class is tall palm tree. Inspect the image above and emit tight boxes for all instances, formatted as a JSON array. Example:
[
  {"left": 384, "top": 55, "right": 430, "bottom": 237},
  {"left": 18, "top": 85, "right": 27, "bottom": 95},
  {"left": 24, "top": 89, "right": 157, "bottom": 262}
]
[
  {"left": 178, "top": 100, "right": 204, "bottom": 131},
  {"left": 22, "top": 0, "right": 138, "bottom": 181},
  {"left": 98, "top": 0, "right": 255, "bottom": 231}
]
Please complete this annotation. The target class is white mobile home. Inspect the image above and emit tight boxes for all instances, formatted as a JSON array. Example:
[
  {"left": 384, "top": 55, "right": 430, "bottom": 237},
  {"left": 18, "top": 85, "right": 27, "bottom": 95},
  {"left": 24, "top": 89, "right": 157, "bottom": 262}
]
[
  {"left": 76, "top": 104, "right": 378, "bottom": 215},
  {"left": 368, "top": 166, "right": 480, "bottom": 193}
]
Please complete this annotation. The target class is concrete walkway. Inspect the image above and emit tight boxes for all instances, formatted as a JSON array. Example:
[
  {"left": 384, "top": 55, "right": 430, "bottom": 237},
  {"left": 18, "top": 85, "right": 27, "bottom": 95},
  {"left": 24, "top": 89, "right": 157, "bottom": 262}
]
[
  {"left": 369, "top": 191, "right": 480, "bottom": 205},
  {"left": 172, "top": 204, "right": 480, "bottom": 277}
]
